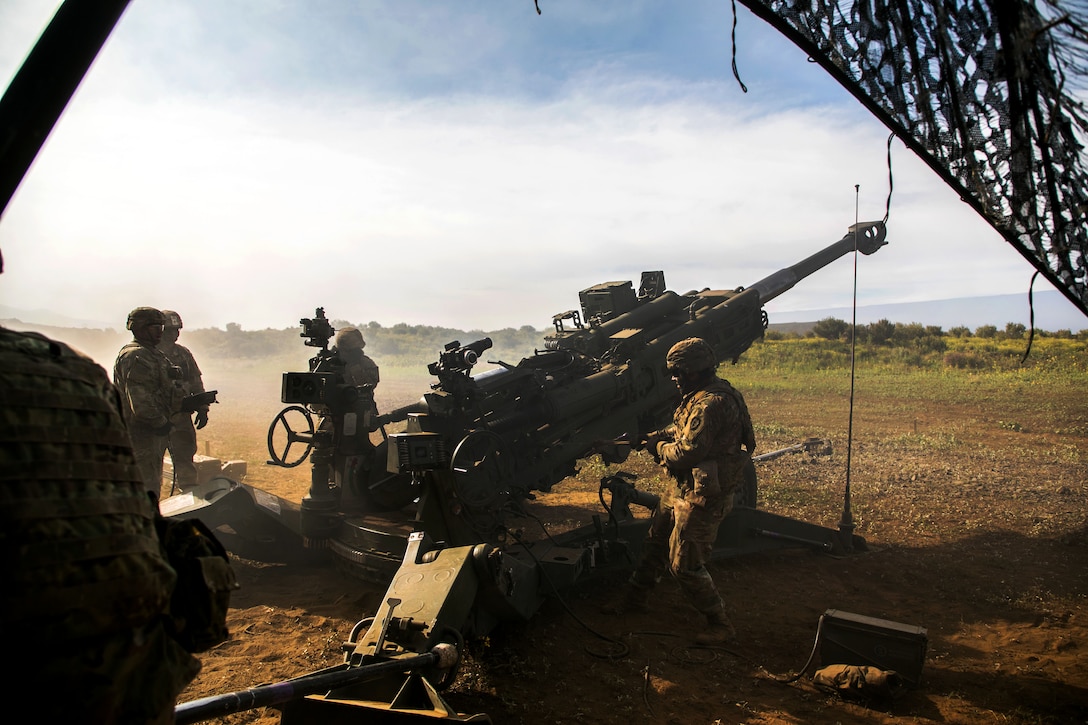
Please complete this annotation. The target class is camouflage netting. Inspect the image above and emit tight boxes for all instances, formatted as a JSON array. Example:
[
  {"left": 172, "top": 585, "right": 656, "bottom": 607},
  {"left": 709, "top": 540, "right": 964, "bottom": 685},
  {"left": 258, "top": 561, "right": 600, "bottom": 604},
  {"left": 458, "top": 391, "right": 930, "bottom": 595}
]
[{"left": 739, "top": 0, "right": 1088, "bottom": 317}]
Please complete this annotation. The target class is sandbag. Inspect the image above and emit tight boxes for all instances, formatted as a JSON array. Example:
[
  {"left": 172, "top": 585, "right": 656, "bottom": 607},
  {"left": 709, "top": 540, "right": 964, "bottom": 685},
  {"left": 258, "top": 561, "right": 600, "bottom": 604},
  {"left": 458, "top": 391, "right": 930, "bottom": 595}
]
[{"left": 812, "top": 664, "right": 907, "bottom": 699}]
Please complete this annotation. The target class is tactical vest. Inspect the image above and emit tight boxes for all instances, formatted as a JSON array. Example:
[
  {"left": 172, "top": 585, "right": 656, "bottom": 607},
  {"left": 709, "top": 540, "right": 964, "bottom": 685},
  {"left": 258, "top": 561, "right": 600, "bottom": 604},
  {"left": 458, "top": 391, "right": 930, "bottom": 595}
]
[
  {"left": 682, "top": 378, "right": 756, "bottom": 455},
  {"left": 0, "top": 327, "right": 177, "bottom": 641},
  {"left": 714, "top": 378, "right": 756, "bottom": 452}
]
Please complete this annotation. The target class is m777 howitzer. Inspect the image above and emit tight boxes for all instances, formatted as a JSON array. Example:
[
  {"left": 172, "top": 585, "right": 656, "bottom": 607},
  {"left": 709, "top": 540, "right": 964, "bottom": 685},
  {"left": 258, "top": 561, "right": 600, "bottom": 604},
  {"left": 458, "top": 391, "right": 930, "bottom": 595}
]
[{"left": 169, "top": 221, "right": 886, "bottom": 723}]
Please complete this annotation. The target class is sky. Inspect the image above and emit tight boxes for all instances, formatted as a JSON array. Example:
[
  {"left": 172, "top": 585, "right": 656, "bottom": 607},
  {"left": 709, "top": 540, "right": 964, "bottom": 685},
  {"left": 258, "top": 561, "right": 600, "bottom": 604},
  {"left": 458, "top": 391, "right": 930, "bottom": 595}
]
[{"left": 1, "top": 0, "right": 1084, "bottom": 333}]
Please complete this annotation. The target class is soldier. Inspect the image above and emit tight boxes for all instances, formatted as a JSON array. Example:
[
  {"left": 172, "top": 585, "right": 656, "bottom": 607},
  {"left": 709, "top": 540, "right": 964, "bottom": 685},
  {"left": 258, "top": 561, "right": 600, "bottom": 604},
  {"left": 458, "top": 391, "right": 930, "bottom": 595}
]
[
  {"left": 0, "top": 323, "right": 202, "bottom": 723},
  {"left": 114, "top": 306, "right": 183, "bottom": 499},
  {"left": 159, "top": 309, "right": 210, "bottom": 492},
  {"left": 602, "top": 337, "right": 756, "bottom": 645},
  {"left": 335, "top": 326, "right": 380, "bottom": 388}
]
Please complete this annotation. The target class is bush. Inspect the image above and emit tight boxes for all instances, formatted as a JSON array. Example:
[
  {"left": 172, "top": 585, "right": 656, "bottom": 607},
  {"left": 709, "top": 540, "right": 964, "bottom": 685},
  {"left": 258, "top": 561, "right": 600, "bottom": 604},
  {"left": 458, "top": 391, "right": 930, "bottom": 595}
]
[
  {"left": 944, "top": 351, "right": 987, "bottom": 369},
  {"left": 813, "top": 317, "right": 849, "bottom": 340},
  {"left": 868, "top": 318, "right": 896, "bottom": 345},
  {"left": 1004, "top": 322, "right": 1027, "bottom": 339}
]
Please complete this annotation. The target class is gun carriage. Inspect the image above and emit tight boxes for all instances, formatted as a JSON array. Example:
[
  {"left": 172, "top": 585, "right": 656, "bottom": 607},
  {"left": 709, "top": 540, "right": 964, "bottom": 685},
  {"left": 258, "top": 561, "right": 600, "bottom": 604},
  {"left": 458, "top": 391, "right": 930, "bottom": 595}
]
[{"left": 167, "top": 221, "right": 887, "bottom": 723}]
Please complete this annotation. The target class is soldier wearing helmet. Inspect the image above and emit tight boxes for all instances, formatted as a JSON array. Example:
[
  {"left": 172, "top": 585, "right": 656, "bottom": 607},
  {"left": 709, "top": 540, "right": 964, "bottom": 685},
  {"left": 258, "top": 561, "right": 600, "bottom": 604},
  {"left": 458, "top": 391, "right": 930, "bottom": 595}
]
[
  {"left": 2, "top": 321, "right": 207, "bottom": 722},
  {"left": 334, "top": 326, "right": 380, "bottom": 388},
  {"left": 602, "top": 337, "right": 756, "bottom": 646},
  {"left": 113, "top": 306, "right": 185, "bottom": 498},
  {"left": 330, "top": 325, "right": 381, "bottom": 436},
  {"left": 159, "top": 310, "right": 211, "bottom": 492}
]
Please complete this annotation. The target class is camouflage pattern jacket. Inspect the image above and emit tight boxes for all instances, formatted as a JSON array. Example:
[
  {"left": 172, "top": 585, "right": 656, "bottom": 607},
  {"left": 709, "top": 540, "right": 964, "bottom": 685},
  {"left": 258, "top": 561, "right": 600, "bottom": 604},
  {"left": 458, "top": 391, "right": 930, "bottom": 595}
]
[
  {"left": 158, "top": 340, "right": 209, "bottom": 413},
  {"left": 1, "top": 326, "right": 177, "bottom": 638},
  {"left": 113, "top": 341, "right": 181, "bottom": 430},
  {"left": 654, "top": 377, "right": 756, "bottom": 505},
  {"left": 342, "top": 347, "right": 380, "bottom": 388}
]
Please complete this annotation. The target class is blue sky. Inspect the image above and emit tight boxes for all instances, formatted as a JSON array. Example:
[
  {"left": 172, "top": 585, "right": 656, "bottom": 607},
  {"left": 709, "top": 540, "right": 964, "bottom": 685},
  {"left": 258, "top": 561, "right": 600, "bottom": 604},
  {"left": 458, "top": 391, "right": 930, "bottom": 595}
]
[{"left": 1, "top": 0, "right": 1081, "bottom": 332}]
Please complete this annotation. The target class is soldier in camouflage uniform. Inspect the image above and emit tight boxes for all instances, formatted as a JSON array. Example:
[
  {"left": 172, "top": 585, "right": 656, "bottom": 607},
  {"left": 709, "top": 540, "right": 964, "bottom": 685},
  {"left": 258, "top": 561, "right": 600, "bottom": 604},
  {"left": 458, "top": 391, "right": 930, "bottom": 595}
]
[
  {"left": 159, "top": 310, "right": 210, "bottom": 492},
  {"left": 334, "top": 326, "right": 381, "bottom": 429},
  {"left": 0, "top": 324, "right": 201, "bottom": 723},
  {"left": 114, "top": 307, "right": 184, "bottom": 499},
  {"left": 335, "top": 326, "right": 380, "bottom": 388},
  {"left": 602, "top": 337, "right": 756, "bottom": 645}
]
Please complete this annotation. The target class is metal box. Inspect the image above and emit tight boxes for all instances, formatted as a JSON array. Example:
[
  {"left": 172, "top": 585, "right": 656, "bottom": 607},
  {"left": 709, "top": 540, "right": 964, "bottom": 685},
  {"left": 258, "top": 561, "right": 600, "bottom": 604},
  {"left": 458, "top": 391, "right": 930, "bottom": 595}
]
[
  {"left": 579, "top": 280, "right": 637, "bottom": 321},
  {"left": 281, "top": 371, "right": 337, "bottom": 404},
  {"left": 387, "top": 432, "right": 448, "bottom": 472},
  {"left": 819, "top": 609, "right": 928, "bottom": 687}
]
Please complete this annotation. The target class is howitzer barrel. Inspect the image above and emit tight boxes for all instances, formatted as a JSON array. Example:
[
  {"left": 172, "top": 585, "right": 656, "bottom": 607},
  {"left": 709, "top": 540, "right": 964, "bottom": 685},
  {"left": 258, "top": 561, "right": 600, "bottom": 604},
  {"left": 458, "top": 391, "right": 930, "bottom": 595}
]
[
  {"left": 377, "top": 397, "right": 430, "bottom": 426},
  {"left": 748, "top": 221, "right": 887, "bottom": 305}
]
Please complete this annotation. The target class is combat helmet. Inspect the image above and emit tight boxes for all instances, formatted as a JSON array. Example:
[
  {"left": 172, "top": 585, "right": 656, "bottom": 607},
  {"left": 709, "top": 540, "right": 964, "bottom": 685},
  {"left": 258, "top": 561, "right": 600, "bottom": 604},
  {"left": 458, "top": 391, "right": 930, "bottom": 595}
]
[
  {"left": 126, "top": 307, "right": 165, "bottom": 330},
  {"left": 336, "top": 327, "right": 366, "bottom": 350},
  {"left": 666, "top": 337, "right": 716, "bottom": 374},
  {"left": 161, "top": 310, "right": 183, "bottom": 329}
]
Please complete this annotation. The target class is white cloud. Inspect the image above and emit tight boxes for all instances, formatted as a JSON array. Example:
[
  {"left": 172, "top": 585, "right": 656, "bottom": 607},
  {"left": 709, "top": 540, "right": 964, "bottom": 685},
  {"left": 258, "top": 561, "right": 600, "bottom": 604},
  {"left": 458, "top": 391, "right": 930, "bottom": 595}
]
[{"left": 0, "top": 0, "right": 1050, "bottom": 333}]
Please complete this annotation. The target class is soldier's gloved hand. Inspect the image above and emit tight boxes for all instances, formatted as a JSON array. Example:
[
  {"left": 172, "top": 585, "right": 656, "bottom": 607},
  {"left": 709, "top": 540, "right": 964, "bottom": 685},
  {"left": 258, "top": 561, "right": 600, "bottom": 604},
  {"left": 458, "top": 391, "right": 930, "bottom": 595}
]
[
  {"left": 194, "top": 410, "right": 209, "bottom": 430},
  {"left": 152, "top": 421, "right": 172, "bottom": 436},
  {"left": 638, "top": 432, "right": 666, "bottom": 461},
  {"left": 652, "top": 440, "right": 671, "bottom": 464}
]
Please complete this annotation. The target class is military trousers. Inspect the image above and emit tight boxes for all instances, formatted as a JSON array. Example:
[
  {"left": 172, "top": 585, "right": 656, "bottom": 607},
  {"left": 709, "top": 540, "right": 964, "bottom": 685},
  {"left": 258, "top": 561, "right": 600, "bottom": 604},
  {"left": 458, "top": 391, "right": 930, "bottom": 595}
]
[
  {"left": 167, "top": 412, "right": 199, "bottom": 491},
  {"left": 129, "top": 426, "right": 169, "bottom": 499},
  {"left": 630, "top": 493, "right": 730, "bottom": 616}
]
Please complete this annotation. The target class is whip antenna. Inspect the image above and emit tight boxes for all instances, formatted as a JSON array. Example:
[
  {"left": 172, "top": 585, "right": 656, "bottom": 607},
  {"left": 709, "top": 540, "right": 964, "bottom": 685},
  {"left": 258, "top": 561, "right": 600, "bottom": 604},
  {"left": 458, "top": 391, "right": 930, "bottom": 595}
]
[{"left": 838, "top": 186, "right": 861, "bottom": 549}]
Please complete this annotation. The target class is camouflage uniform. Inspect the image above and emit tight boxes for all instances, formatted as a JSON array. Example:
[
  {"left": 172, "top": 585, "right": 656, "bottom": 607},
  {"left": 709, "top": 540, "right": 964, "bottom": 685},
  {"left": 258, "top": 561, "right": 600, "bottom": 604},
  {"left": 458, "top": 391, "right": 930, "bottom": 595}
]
[
  {"left": 0, "top": 326, "right": 200, "bottom": 723},
  {"left": 622, "top": 339, "right": 756, "bottom": 636},
  {"left": 335, "top": 327, "right": 380, "bottom": 387},
  {"left": 334, "top": 326, "right": 381, "bottom": 434},
  {"left": 159, "top": 310, "right": 209, "bottom": 492},
  {"left": 114, "top": 307, "right": 183, "bottom": 498}
]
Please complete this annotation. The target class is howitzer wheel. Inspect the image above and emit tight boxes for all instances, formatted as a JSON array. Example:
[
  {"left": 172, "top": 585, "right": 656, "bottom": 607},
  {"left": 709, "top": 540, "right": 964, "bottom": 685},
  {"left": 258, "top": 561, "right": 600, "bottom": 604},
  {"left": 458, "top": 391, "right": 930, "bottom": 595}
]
[{"left": 267, "top": 405, "right": 316, "bottom": 467}]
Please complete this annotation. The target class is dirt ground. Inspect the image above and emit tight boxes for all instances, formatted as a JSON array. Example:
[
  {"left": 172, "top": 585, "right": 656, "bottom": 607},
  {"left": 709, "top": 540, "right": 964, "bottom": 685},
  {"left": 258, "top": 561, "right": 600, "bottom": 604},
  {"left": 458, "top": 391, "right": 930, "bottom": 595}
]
[{"left": 175, "top": 369, "right": 1087, "bottom": 725}]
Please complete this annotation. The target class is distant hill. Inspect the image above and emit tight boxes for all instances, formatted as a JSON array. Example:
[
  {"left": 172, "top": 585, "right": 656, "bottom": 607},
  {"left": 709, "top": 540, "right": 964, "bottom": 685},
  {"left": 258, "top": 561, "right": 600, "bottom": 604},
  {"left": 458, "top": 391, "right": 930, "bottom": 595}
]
[
  {"left": 0, "top": 306, "right": 116, "bottom": 330},
  {"left": 766, "top": 291, "right": 1086, "bottom": 333}
]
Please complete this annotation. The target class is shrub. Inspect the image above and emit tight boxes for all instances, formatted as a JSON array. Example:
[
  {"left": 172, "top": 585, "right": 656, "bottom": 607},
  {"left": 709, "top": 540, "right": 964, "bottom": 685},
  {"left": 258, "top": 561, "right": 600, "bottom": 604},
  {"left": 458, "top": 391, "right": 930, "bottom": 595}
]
[
  {"left": 868, "top": 318, "right": 896, "bottom": 345},
  {"left": 813, "top": 317, "right": 849, "bottom": 340},
  {"left": 944, "top": 351, "right": 987, "bottom": 369},
  {"left": 1003, "top": 322, "right": 1027, "bottom": 339}
]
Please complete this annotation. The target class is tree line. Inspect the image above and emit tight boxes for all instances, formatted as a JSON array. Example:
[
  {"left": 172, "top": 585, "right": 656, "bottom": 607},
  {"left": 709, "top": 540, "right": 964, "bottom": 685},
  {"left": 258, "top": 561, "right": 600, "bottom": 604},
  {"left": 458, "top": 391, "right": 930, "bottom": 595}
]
[
  {"left": 6, "top": 315, "right": 1083, "bottom": 373},
  {"left": 169, "top": 319, "right": 545, "bottom": 368},
  {"left": 753, "top": 317, "right": 1086, "bottom": 372},
  {"left": 776, "top": 317, "right": 1087, "bottom": 344}
]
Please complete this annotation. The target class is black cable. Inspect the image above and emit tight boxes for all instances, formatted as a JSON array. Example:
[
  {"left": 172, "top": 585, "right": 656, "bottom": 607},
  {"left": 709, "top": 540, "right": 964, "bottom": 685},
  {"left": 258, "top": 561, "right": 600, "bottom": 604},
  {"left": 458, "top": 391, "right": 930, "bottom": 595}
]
[
  {"left": 507, "top": 529, "right": 630, "bottom": 659},
  {"left": 763, "top": 613, "right": 827, "bottom": 684},
  {"left": 1021, "top": 270, "right": 1041, "bottom": 364},
  {"left": 730, "top": 0, "right": 749, "bottom": 92},
  {"left": 883, "top": 133, "right": 895, "bottom": 224}
]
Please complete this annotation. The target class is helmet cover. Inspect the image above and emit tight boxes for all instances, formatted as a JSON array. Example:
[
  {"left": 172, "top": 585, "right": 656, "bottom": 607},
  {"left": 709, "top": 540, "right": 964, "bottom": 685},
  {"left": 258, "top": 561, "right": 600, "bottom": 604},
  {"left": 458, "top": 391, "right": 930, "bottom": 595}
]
[
  {"left": 161, "top": 310, "right": 183, "bottom": 329},
  {"left": 336, "top": 327, "right": 366, "bottom": 350},
  {"left": 126, "top": 307, "right": 165, "bottom": 331},
  {"left": 666, "top": 337, "right": 716, "bottom": 374}
]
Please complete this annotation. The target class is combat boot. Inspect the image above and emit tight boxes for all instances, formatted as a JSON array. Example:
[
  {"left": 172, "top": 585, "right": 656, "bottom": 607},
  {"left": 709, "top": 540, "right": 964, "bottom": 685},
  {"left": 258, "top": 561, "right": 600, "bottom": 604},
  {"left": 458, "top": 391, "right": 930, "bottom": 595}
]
[
  {"left": 599, "top": 584, "right": 650, "bottom": 615},
  {"left": 694, "top": 611, "right": 736, "bottom": 645}
]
